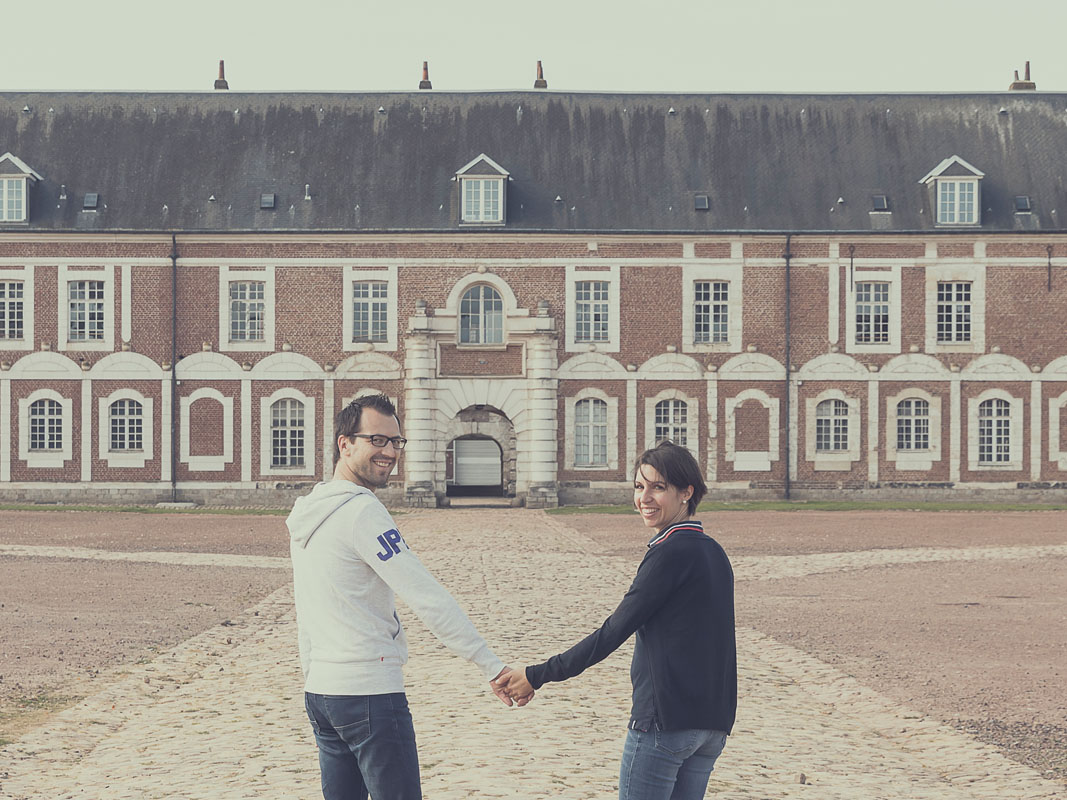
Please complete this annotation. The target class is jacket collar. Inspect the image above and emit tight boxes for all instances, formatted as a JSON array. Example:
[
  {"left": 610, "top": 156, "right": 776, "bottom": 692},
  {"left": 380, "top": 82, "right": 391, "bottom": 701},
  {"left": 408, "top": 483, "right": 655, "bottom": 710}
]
[{"left": 647, "top": 519, "right": 704, "bottom": 548}]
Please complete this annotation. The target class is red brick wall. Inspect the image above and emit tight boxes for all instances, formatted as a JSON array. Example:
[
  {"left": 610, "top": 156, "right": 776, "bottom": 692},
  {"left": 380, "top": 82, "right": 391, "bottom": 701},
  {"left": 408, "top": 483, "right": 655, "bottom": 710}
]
[{"left": 439, "top": 344, "right": 524, "bottom": 376}]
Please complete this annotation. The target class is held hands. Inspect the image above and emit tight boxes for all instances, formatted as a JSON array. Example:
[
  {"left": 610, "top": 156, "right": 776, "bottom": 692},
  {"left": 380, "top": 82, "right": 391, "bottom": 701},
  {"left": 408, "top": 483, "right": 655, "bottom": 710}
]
[{"left": 491, "top": 666, "right": 535, "bottom": 707}]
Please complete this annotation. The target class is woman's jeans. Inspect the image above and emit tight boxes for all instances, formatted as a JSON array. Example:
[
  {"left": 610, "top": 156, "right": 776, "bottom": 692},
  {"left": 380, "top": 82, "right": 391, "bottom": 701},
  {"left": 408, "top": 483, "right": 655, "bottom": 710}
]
[
  {"left": 619, "top": 727, "right": 728, "bottom": 800},
  {"left": 304, "top": 692, "right": 421, "bottom": 800}
]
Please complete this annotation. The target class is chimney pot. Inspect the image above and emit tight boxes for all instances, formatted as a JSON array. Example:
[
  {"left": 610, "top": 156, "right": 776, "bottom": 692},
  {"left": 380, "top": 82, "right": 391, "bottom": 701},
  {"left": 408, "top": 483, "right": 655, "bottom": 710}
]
[
  {"left": 419, "top": 61, "right": 432, "bottom": 90},
  {"left": 534, "top": 60, "right": 548, "bottom": 89},
  {"left": 1008, "top": 61, "right": 1036, "bottom": 91},
  {"left": 214, "top": 60, "right": 229, "bottom": 90}
]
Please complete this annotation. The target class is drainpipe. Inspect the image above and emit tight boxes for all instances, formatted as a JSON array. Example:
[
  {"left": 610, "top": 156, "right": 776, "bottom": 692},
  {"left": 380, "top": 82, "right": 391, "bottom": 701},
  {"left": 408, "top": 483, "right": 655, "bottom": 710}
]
[
  {"left": 170, "top": 234, "right": 179, "bottom": 502},
  {"left": 783, "top": 234, "right": 793, "bottom": 501}
]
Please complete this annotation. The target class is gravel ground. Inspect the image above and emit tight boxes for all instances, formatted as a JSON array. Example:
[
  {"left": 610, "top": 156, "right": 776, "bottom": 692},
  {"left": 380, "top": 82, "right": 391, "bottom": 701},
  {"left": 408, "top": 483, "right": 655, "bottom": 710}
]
[{"left": 0, "top": 506, "right": 1064, "bottom": 785}]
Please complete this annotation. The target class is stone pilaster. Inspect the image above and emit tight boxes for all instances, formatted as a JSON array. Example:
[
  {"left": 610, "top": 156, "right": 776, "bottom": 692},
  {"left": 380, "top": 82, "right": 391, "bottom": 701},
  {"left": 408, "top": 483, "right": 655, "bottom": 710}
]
[
  {"left": 403, "top": 330, "right": 439, "bottom": 507},
  {"left": 521, "top": 333, "right": 559, "bottom": 508}
]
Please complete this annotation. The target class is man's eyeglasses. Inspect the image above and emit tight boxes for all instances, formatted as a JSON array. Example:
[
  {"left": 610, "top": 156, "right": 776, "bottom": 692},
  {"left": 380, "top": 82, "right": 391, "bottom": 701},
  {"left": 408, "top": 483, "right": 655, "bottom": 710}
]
[{"left": 352, "top": 434, "right": 408, "bottom": 450}]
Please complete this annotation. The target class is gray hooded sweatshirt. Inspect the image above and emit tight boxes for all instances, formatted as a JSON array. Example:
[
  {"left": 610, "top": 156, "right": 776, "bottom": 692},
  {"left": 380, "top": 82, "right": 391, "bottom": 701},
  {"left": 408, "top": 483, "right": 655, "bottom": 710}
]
[{"left": 288, "top": 480, "right": 504, "bottom": 695}]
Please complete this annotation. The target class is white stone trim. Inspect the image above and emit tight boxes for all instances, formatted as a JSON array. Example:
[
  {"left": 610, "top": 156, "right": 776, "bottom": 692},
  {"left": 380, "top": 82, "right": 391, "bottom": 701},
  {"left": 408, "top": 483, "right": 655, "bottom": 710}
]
[
  {"left": 1049, "top": 390, "right": 1067, "bottom": 471},
  {"left": 724, "top": 389, "right": 779, "bottom": 472},
  {"left": 259, "top": 388, "right": 316, "bottom": 477},
  {"left": 845, "top": 266, "right": 901, "bottom": 354},
  {"left": 180, "top": 388, "right": 234, "bottom": 472},
  {"left": 19, "top": 388, "right": 73, "bottom": 469},
  {"left": 644, "top": 388, "right": 699, "bottom": 462},
  {"left": 805, "top": 389, "right": 861, "bottom": 471},
  {"left": 97, "top": 388, "right": 154, "bottom": 469},
  {"left": 564, "top": 388, "right": 619, "bottom": 471},
  {"left": 121, "top": 264, "right": 132, "bottom": 345},
  {"left": 885, "top": 388, "right": 942, "bottom": 472},
  {"left": 0, "top": 264, "right": 34, "bottom": 350},
  {"left": 343, "top": 265, "right": 398, "bottom": 352},
  {"left": 967, "top": 388, "right": 1023, "bottom": 472},
  {"left": 565, "top": 265, "right": 620, "bottom": 353},
  {"left": 924, "top": 263, "right": 985, "bottom": 354},
  {"left": 57, "top": 265, "right": 115, "bottom": 352},
  {"left": 828, "top": 263, "right": 840, "bottom": 345},
  {"left": 681, "top": 264, "right": 743, "bottom": 353},
  {"left": 0, "top": 378, "right": 8, "bottom": 481},
  {"left": 219, "top": 265, "right": 276, "bottom": 353},
  {"left": 1031, "top": 381, "right": 1042, "bottom": 482}
]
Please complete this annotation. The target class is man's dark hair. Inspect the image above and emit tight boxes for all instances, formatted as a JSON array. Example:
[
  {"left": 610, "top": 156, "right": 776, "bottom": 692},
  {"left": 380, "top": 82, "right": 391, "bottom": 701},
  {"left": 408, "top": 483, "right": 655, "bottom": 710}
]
[
  {"left": 633, "top": 440, "right": 708, "bottom": 516},
  {"left": 333, "top": 394, "right": 399, "bottom": 466}
]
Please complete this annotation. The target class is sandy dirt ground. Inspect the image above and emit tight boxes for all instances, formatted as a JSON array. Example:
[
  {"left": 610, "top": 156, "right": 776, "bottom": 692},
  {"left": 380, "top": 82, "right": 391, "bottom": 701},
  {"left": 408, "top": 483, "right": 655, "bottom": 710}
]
[{"left": 0, "top": 507, "right": 1064, "bottom": 784}]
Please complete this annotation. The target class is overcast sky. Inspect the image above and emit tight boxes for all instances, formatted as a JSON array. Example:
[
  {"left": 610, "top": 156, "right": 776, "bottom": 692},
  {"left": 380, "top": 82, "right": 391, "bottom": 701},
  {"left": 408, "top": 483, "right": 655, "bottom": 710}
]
[{"left": 9, "top": 0, "right": 1066, "bottom": 94}]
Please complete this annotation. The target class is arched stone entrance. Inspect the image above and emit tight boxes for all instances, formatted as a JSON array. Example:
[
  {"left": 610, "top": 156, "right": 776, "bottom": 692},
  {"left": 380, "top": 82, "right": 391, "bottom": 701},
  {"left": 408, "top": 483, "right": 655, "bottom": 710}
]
[{"left": 440, "top": 406, "right": 517, "bottom": 498}]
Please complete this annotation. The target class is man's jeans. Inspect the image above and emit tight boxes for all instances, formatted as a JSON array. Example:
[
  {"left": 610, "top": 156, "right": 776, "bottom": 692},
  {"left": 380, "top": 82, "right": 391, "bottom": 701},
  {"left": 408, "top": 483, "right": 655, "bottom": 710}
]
[
  {"left": 619, "top": 727, "right": 728, "bottom": 800},
  {"left": 304, "top": 692, "right": 421, "bottom": 800}
]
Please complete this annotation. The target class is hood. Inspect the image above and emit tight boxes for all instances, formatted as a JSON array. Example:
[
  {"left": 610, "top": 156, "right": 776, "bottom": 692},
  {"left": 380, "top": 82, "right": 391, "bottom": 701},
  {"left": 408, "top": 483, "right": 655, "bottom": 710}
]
[{"left": 287, "top": 480, "right": 373, "bottom": 548}]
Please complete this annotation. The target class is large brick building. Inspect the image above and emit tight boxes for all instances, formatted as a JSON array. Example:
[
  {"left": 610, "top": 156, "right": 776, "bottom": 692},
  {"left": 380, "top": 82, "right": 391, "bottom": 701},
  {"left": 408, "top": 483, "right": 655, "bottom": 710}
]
[{"left": 2, "top": 70, "right": 1066, "bottom": 506}]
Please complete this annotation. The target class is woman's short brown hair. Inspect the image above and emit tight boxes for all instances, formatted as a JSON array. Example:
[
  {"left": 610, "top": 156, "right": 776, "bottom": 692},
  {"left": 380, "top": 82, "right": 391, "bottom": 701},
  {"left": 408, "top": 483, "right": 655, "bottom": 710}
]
[{"left": 634, "top": 440, "right": 708, "bottom": 516}]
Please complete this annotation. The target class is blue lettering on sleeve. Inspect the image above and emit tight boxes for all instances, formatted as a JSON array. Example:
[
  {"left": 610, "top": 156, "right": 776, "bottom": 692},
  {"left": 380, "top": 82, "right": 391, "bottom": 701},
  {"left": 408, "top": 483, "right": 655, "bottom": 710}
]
[{"left": 376, "top": 529, "right": 408, "bottom": 561}]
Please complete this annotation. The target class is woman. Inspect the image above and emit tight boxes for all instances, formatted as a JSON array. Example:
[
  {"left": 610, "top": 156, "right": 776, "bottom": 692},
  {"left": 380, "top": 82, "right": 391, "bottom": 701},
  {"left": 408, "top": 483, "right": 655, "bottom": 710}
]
[{"left": 496, "top": 441, "right": 736, "bottom": 800}]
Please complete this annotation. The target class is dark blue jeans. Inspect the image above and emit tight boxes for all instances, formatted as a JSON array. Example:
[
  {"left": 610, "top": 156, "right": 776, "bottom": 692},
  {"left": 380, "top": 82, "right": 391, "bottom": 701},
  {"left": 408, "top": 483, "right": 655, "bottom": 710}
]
[{"left": 304, "top": 692, "right": 422, "bottom": 800}]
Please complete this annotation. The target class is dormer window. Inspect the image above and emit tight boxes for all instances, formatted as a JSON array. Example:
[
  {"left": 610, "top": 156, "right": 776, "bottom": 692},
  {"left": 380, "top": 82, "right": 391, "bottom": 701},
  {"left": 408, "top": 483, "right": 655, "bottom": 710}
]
[
  {"left": 919, "top": 155, "right": 984, "bottom": 227},
  {"left": 456, "top": 154, "right": 508, "bottom": 225},
  {"left": 0, "top": 153, "right": 42, "bottom": 223}
]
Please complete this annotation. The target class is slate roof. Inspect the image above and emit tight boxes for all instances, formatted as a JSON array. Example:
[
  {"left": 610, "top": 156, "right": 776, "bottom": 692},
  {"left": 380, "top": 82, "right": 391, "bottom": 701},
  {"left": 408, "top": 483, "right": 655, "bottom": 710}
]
[{"left": 1, "top": 91, "right": 1065, "bottom": 233}]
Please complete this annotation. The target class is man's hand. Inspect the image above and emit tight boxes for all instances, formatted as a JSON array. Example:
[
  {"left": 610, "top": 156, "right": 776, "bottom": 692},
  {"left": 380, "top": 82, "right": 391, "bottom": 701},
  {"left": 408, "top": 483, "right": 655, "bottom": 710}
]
[
  {"left": 491, "top": 667, "right": 516, "bottom": 706},
  {"left": 493, "top": 666, "right": 536, "bottom": 707}
]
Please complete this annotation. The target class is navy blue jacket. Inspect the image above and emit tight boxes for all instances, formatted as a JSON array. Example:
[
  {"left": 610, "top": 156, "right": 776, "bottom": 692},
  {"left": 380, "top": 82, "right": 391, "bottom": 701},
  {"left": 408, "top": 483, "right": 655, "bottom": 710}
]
[{"left": 525, "top": 520, "right": 736, "bottom": 733}]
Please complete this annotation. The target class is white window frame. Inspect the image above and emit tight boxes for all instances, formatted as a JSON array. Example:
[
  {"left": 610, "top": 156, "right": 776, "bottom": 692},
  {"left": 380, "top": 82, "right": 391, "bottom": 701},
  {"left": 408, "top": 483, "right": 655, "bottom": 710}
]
[
  {"left": 460, "top": 178, "right": 505, "bottom": 224},
  {"left": 260, "top": 388, "right": 315, "bottom": 477},
  {"left": 805, "top": 389, "right": 860, "bottom": 471},
  {"left": 566, "top": 265, "right": 620, "bottom": 353},
  {"left": 724, "top": 389, "right": 780, "bottom": 472},
  {"left": 458, "top": 284, "right": 505, "bottom": 345},
  {"left": 564, "top": 388, "right": 619, "bottom": 471},
  {"left": 1048, "top": 390, "right": 1067, "bottom": 471},
  {"left": 644, "top": 389, "right": 699, "bottom": 462},
  {"left": 219, "top": 266, "right": 275, "bottom": 353},
  {"left": 968, "top": 389, "right": 1023, "bottom": 471},
  {"left": 682, "top": 265, "right": 743, "bottom": 353},
  {"left": 19, "top": 388, "right": 73, "bottom": 469},
  {"left": 58, "top": 266, "right": 115, "bottom": 352},
  {"left": 343, "top": 266, "right": 398, "bottom": 352},
  {"left": 885, "top": 389, "right": 942, "bottom": 471},
  {"left": 936, "top": 178, "right": 979, "bottom": 226},
  {"left": 98, "top": 389, "right": 154, "bottom": 469},
  {"left": 180, "top": 388, "right": 235, "bottom": 472},
  {"left": 0, "top": 177, "right": 28, "bottom": 222},
  {"left": 846, "top": 267, "right": 901, "bottom": 354},
  {"left": 924, "top": 264, "right": 985, "bottom": 354},
  {"left": 0, "top": 266, "right": 33, "bottom": 350}
]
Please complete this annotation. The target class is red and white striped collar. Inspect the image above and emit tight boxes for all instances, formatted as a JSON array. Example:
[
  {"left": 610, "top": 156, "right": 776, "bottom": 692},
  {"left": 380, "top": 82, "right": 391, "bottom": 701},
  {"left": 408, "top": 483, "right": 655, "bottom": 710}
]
[{"left": 647, "top": 520, "right": 704, "bottom": 548}]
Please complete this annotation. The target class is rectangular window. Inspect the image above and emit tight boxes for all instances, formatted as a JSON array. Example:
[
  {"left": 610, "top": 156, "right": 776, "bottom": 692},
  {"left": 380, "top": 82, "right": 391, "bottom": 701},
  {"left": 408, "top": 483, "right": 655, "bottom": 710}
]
[
  {"left": 694, "top": 281, "right": 729, "bottom": 343},
  {"left": 937, "top": 282, "right": 971, "bottom": 343},
  {"left": 938, "top": 180, "right": 977, "bottom": 224},
  {"left": 68, "top": 280, "right": 105, "bottom": 341},
  {"left": 1, "top": 178, "right": 26, "bottom": 222},
  {"left": 110, "top": 400, "right": 144, "bottom": 452},
  {"left": 229, "top": 281, "right": 265, "bottom": 341},
  {"left": 30, "top": 400, "right": 63, "bottom": 451},
  {"left": 0, "top": 281, "right": 24, "bottom": 340},
  {"left": 855, "top": 282, "right": 889, "bottom": 344},
  {"left": 271, "top": 400, "right": 305, "bottom": 468},
  {"left": 654, "top": 400, "right": 688, "bottom": 448},
  {"left": 574, "top": 399, "right": 608, "bottom": 467},
  {"left": 353, "top": 281, "right": 388, "bottom": 342},
  {"left": 461, "top": 179, "right": 503, "bottom": 223},
  {"left": 896, "top": 399, "right": 930, "bottom": 451},
  {"left": 575, "top": 281, "right": 609, "bottom": 342}
]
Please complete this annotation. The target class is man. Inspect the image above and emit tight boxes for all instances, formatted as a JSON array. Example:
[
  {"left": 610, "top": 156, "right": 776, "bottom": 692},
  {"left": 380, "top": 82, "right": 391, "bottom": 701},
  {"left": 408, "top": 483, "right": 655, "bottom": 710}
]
[{"left": 288, "top": 394, "right": 521, "bottom": 800}]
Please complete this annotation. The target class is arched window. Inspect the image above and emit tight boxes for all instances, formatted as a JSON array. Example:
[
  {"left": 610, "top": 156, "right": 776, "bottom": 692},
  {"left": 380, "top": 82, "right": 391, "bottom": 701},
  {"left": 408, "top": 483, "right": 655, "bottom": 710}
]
[
  {"left": 29, "top": 399, "right": 63, "bottom": 451},
  {"left": 895, "top": 398, "right": 929, "bottom": 451},
  {"left": 271, "top": 398, "right": 305, "bottom": 468},
  {"left": 815, "top": 399, "right": 849, "bottom": 452},
  {"left": 459, "top": 285, "right": 503, "bottom": 344},
  {"left": 978, "top": 398, "right": 1010, "bottom": 464},
  {"left": 654, "top": 399, "right": 688, "bottom": 448},
  {"left": 109, "top": 399, "right": 143, "bottom": 451},
  {"left": 574, "top": 398, "right": 608, "bottom": 467}
]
